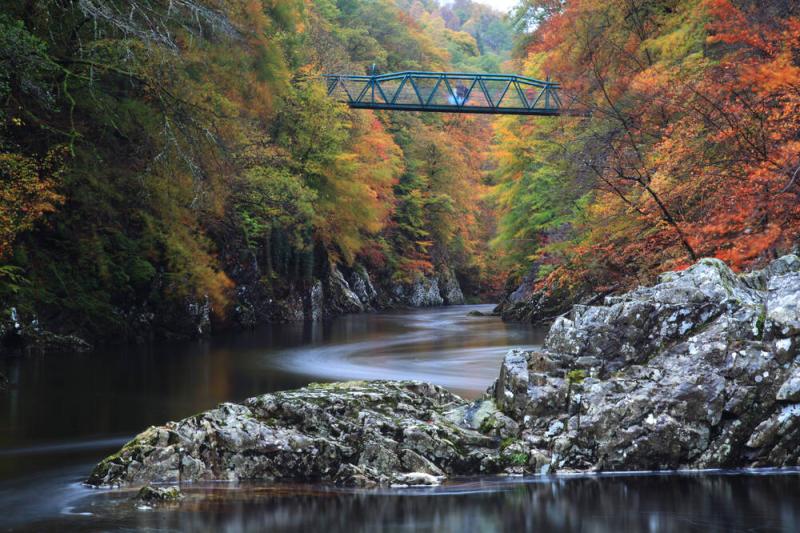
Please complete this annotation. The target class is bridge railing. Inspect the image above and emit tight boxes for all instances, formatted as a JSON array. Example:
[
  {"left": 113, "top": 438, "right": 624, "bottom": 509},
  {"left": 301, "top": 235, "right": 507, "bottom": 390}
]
[{"left": 324, "top": 71, "right": 562, "bottom": 115}]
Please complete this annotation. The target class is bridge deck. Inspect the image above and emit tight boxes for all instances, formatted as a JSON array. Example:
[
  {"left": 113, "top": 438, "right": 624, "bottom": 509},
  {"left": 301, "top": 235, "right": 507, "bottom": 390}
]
[{"left": 325, "top": 71, "right": 562, "bottom": 116}]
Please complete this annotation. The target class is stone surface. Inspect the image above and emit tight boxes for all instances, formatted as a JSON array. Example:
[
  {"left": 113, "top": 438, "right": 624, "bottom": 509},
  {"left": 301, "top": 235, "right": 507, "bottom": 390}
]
[
  {"left": 89, "top": 255, "right": 800, "bottom": 487},
  {"left": 494, "top": 271, "right": 581, "bottom": 324},
  {"left": 390, "top": 276, "right": 445, "bottom": 307},
  {"left": 348, "top": 268, "right": 378, "bottom": 309},
  {"left": 490, "top": 256, "right": 800, "bottom": 472},
  {"left": 88, "top": 381, "right": 505, "bottom": 488},
  {"left": 136, "top": 485, "right": 182, "bottom": 504},
  {"left": 438, "top": 269, "right": 465, "bottom": 305},
  {"left": 325, "top": 266, "right": 365, "bottom": 315}
]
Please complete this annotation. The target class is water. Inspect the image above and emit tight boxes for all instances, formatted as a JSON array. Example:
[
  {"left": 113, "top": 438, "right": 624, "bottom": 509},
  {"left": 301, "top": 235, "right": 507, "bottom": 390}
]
[{"left": 1, "top": 305, "right": 799, "bottom": 532}]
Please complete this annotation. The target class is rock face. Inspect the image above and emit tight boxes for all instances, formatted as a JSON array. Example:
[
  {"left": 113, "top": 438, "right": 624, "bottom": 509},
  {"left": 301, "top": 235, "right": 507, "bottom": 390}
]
[
  {"left": 493, "top": 265, "right": 579, "bottom": 324},
  {"left": 392, "top": 275, "right": 445, "bottom": 307},
  {"left": 87, "top": 381, "right": 515, "bottom": 488},
  {"left": 90, "top": 256, "right": 800, "bottom": 487},
  {"left": 348, "top": 268, "right": 378, "bottom": 310},
  {"left": 493, "top": 256, "right": 800, "bottom": 471},
  {"left": 438, "top": 269, "right": 465, "bottom": 305},
  {"left": 0, "top": 307, "right": 93, "bottom": 356},
  {"left": 324, "top": 266, "right": 365, "bottom": 315}
]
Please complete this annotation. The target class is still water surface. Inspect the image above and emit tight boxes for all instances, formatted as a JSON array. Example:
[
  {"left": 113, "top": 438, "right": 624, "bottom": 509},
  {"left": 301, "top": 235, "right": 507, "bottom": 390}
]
[{"left": 1, "top": 305, "right": 799, "bottom": 532}]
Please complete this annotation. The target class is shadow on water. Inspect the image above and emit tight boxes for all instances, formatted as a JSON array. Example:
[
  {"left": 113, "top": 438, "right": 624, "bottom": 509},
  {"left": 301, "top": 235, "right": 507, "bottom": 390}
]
[{"left": 2, "top": 305, "right": 800, "bottom": 531}]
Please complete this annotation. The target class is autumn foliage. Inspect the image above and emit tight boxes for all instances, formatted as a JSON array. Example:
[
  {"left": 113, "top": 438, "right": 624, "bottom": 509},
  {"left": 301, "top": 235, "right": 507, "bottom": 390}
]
[
  {"left": 0, "top": 0, "right": 508, "bottom": 340},
  {"left": 494, "top": 0, "right": 800, "bottom": 294}
]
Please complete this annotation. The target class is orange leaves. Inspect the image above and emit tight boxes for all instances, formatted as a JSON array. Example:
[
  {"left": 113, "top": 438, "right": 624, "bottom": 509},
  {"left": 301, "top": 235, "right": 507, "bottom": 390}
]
[
  {"left": 499, "top": 0, "right": 800, "bottom": 293},
  {"left": 0, "top": 149, "right": 65, "bottom": 258}
]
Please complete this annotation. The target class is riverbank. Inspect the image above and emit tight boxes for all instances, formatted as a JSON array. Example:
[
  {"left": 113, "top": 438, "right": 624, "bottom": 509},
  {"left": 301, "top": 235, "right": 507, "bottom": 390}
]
[
  {"left": 89, "top": 255, "right": 800, "bottom": 487},
  {"left": 0, "top": 263, "right": 469, "bottom": 358}
]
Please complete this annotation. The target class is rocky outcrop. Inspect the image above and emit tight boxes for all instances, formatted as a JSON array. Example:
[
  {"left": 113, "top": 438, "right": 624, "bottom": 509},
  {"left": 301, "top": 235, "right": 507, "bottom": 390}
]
[
  {"left": 391, "top": 275, "right": 444, "bottom": 307},
  {"left": 494, "top": 265, "right": 581, "bottom": 323},
  {"left": 0, "top": 307, "right": 92, "bottom": 356},
  {"left": 91, "top": 256, "right": 800, "bottom": 486},
  {"left": 348, "top": 267, "right": 378, "bottom": 309},
  {"left": 324, "top": 265, "right": 365, "bottom": 315},
  {"left": 87, "top": 381, "right": 517, "bottom": 488},
  {"left": 491, "top": 255, "right": 800, "bottom": 472},
  {"left": 438, "top": 268, "right": 465, "bottom": 305},
  {"left": 136, "top": 485, "right": 182, "bottom": 505}
]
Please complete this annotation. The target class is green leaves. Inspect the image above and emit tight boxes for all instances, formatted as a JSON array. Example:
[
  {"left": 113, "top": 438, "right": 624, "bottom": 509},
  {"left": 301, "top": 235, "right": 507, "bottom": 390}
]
[{"left": 236, "top": 166, "right": 316, "bottom": 251}]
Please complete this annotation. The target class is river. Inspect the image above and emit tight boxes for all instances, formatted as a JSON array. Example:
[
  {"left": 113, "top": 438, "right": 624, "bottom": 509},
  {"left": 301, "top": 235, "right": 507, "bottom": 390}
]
[{"left": 1, "top": 304, "right": 799, "bottom": 532}]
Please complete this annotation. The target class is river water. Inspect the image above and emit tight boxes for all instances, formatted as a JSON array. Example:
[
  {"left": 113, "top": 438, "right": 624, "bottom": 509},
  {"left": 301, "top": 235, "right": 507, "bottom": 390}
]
[{"left": 1, "top": 304, "right": 799, "bottom": 532}]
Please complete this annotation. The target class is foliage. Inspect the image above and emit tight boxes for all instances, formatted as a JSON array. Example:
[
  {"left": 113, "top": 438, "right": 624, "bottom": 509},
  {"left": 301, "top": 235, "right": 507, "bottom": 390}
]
[
  {"left": 0, "top": 0, "right": 512, "bottom": 340},
  {"left": 493, "top": 0, "right": 800, "bottom": 293}
]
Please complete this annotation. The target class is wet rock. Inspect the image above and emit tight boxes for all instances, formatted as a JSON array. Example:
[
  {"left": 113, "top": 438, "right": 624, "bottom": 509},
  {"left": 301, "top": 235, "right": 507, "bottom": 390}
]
[
  {"left": 87, "top": 381, "right": 505, "bottom": 488},
  {"left": 406, "top": 276, "right": 444, "bottom": 307},
  {"left": 438, "top": 269, "right": 465, "bottom": 305},
  {"left": 491, "top": 255, "right": 800, "bottom": 472},
  {"left": 391, "top": 472, "right": 443, "bottom": 486},
  {"left": 89, "top": 255, "right": 800, "bottom": 486},
  {"left": 493, "top": 262, "right": 584, "bottom": 324},
  {"left": 136, "top": 485, "right": 182, "bottom": 504},
  {"left": 765, "top": 272, "right": 800, "bottom": 339},
  {"left": 777, "top": 367, "right": 800, "bottom": 402},
  {"left": 325, "top": 266, "right": 364, "bottom": 315},
  {"left": 348, "top": 267, "right": 378, "bottom": 309},
  {"left": 0, "top": 307, "right": 93, "bottom": 356}
]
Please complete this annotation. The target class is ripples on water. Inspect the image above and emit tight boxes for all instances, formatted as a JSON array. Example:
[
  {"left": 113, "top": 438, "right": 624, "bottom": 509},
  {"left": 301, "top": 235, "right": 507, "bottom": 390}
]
[{"left": 1, "top": 305, "right": 800, "bottom": 531}]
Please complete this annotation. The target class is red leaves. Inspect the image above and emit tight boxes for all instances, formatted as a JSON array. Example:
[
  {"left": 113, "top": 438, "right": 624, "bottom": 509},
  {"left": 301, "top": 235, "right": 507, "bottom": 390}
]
[{"left": 506, "top": 0, "right": 800, "bottom": 291}]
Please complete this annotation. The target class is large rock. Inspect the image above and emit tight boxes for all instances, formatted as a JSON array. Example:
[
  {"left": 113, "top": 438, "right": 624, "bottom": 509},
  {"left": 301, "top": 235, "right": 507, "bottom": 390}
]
[
  {"left": 89, "top": 255, "right": 800, "bottom": 487},
  {"left": 491, "top": 256, "right": 800, "bottom": 471},
  {"left": 87, "top": 381, "right": 506, "bottom": 488},
  {"left": 392, "top": 275, "right": 444, "bottom": 307},
  {"left": 494, "top": 270, "right": 579, "bottom": 324},
  {"left": 438, "top": 269, "right": 465, "bottom": 305},
  {"left": 324, "top": 266, "right": 365, "bottom": 315},
  {"left": 348, "top": 267, "right": 378, "bottom": 309}
]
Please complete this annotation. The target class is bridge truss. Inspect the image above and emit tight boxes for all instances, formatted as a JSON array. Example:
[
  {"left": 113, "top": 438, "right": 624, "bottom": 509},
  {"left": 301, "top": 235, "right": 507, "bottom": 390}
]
[{"left": 325, "top": 71, "right": 563, "bottom": 116}]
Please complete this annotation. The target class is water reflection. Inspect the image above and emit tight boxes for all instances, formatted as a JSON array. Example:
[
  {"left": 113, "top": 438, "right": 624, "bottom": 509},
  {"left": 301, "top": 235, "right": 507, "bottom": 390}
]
[
  {"left": 0, "top": 304, "right": 544, "bottom": 528},
  {"left": 0, "top": 304, "right": 539, "bottom": 468},
  {"left": 3, "top": 306, "right": 799, "bottom": 532},
  {"left": 17, "top": 471, "right": 800, "bottom": 532}
]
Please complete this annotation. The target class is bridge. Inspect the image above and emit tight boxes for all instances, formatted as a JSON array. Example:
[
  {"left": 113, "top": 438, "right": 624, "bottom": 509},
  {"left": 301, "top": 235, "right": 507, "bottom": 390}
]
[{"left": 324, "top": 71, "right": 563, "bottom": 116}]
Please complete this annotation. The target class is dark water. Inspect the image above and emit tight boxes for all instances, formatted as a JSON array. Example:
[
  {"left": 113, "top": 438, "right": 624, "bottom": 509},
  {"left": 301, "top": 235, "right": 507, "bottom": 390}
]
[{"left": 1, "top": 305, "right": 799, "bottom": 532}]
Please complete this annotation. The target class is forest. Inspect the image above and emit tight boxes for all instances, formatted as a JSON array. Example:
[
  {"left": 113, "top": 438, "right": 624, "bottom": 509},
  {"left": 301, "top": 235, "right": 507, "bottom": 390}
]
[
  {"left": 0, "top": 0, "right": 512, "bottom": 346},
  {"left": 1, "top": 0, "right": 799, "bottom": 347},
  {"left": 495, "top": 0, "right": 800, "bottom": 314}
]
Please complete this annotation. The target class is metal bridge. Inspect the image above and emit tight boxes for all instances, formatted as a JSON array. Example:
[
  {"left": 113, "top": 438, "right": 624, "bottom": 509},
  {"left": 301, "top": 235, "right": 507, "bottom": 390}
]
[{"left": 324, "top": 71, "right": 562, "bottom": 116}]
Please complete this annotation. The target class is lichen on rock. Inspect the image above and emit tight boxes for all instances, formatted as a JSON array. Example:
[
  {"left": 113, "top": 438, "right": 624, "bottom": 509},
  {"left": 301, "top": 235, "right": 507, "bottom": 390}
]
[{"left": 88, "top": 255, "right": 800, "bottom": 487}]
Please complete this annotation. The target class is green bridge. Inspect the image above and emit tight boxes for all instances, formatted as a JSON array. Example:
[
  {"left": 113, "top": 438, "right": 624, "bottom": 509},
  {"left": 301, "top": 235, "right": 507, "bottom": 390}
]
[{"left": 325, "top": 71, "right": 563, "bottom": 116}]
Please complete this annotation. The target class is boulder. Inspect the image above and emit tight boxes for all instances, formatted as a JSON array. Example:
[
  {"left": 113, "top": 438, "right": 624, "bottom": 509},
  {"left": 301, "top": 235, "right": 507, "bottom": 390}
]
[
  {"left": 438, "top": 269, "right": 465, "bottom": 305},
  {"left": 89, "top": 255, "right": 800, "bottom": 487},
  {"left": 87, "top": 381, "right": 504, "bottom": 488},
  {"left": 492, "top": 255, "right": 800, "bottom": 471},
  {"left": 135, "top": 485, "right": 182, "bottom": 505},
  {"left": 392, "top": 276, "right": 444, "bottom": 307}
]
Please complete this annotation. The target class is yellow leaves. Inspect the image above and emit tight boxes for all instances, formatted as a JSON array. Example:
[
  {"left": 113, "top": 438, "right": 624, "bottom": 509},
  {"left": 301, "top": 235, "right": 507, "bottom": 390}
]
[{"left": 0, "top": 149, "right": 65, "bottom": 258}]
